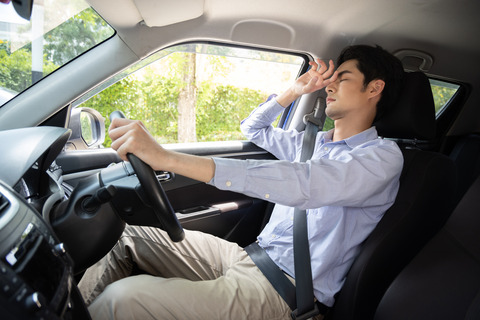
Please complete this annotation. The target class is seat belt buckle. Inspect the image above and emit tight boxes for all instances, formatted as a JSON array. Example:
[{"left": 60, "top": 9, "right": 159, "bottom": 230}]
[{"left": 291, "top": 304, "right": 320, "bottom": 320}]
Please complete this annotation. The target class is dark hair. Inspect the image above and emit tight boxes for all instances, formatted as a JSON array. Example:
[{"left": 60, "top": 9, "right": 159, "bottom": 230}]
[{"left": 337, "top": 45, "right": 404, "bottom": 122}]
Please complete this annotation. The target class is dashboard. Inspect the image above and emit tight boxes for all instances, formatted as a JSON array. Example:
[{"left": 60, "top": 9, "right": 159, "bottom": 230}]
[
  {"left": 0, "top": 127, "right": 90, "bottom": 319},
  {"left": 0, "top": 126, "right": 175, "bottom": 319}
]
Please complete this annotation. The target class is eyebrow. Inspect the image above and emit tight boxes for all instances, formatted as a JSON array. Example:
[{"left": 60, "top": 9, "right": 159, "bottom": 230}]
[{"left": 338, "top": 70, "right": 353, "bottom": 78}]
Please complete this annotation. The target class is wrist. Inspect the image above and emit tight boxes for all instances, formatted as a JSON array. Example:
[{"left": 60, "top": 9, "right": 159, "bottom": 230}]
[{"left": 276, "top": 87, "right": 300, "bottom": 107}]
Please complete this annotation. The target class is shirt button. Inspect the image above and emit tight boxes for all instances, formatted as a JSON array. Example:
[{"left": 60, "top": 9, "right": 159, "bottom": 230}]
[
  {"left": 324, "top": 147, "right": 328, "bottom": 151},
  {"left": 265, "top": 193, "right": 270, "bottom": 199},
  {"left": 226, "top": 181, "right": 232, "bottom": 187}
]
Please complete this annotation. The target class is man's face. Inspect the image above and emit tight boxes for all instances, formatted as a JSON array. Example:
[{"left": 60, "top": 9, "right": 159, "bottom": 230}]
[{"left": 325, "top": 59, "right": 374, "bottom": 121}]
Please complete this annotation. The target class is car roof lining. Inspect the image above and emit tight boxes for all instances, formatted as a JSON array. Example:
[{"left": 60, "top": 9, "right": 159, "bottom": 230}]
[{"left": 3, "top": 0, "right": 479, "bottom": 135}]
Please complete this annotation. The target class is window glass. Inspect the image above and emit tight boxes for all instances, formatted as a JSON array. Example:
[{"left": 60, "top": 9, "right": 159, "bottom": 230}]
[
  {"left": 0, "top": 0, "right": 114, "bottom": 106},
  {"left": 429, "top": 79, "right": 460, "bottom": 117},
  {"left": 75, "top": 43, "right": 306, "bottom": 146}
]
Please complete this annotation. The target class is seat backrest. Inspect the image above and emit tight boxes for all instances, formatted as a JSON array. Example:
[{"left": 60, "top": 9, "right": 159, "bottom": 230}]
[
  {"left": 449, "top": 133, "right": 480, "bottom": 205},
  {"left": 326, "top": 72, "right": 457, "bottom": 320},
  {"left": 374, "top": 172, "right": 480, "bottom": 320}
]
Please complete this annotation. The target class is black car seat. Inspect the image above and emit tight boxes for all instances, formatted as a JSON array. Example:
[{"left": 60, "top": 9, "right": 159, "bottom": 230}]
[
  {"left": 374, "top": 171, "right": 480, "bottom": 320},
  {"left": 325, "top": 72, "right": 457, "bottom": 320},
  {"left": 449, "top": 133, "right": 480, "bottom": 205}
]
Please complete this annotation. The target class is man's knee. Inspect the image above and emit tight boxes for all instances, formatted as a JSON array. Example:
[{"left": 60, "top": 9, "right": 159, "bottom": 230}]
[{"left": 88, "top": 276, "right": 147, "bottom": 319}]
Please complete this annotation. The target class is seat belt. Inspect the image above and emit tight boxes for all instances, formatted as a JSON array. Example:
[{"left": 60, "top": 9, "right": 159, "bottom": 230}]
[
  {"left": 246, "top": 95, "right": 328, "bottom": 319},
  {"left": 292, "top": 96, "right": 327, "bottom": 320}
]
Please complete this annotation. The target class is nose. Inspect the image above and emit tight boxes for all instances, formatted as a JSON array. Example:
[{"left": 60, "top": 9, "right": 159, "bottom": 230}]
[{"left": 326, "top": 81, "right": 336, "bottom": 93}]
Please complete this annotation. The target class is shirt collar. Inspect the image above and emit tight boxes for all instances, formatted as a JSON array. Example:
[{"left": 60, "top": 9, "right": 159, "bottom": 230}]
[{"left": 322, "top": 126, "right": 379, "bottom": 148}]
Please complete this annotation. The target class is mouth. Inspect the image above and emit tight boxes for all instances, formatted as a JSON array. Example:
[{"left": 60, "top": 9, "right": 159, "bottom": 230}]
[{"left": 326, "top": 97, "right": 336, "bottom": 104}]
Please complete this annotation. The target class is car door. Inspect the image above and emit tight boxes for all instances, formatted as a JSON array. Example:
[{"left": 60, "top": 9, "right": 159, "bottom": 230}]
[{"left": 56, "top": 43, "right": 309, "bottom": 247}]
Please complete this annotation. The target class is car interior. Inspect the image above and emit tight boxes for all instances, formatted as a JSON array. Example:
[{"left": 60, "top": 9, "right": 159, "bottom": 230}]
[{"left": 1, "top": 0, "right": 480, "bottom": 319}]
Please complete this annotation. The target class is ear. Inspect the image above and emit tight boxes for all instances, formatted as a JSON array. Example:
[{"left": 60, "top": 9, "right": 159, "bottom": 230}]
[{"left": 367, "top": 79, "right": 385, "bottom": 98}]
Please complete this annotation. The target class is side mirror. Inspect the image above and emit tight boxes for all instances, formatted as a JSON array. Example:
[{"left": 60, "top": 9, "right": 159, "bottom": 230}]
[{"left": 66, "top": 107, "right": 105, "bottom": 150}]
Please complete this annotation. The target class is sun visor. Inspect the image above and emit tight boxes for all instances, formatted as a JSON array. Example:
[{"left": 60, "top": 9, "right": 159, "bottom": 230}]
[{"left": 133, "top": 0, "right": 204, "bottom": 27}]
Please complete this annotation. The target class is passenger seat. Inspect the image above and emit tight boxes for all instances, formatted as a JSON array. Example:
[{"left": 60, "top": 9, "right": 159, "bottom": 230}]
[{"left": 449, "top": 133, "right": 480, "bottom": 205}]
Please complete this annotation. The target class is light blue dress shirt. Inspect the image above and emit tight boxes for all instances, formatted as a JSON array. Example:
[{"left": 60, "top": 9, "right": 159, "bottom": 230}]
[{"left": 209, "top": 97, "right": 403, "bottom": 306}]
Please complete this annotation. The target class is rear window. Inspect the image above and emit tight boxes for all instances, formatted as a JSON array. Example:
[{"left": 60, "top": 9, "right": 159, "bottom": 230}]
[{"left": 430, "top": 79, "right": 460, "bottom": 117}]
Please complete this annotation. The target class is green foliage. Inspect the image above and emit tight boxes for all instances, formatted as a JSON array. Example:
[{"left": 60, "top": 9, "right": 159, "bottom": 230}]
[
  {"left": 431, "top": 85, "right": 457, "bottom": 113},
  {"left": 196, "top": 83, "right": 268, "bottom": 141},
  {"left": 323, "top": 117, "right": 334, "bottom": 131},
  {"left": 79, "top": 47, "right": 269, "bottom": 146},
  {"left": 80, "top": 112, "right": 94, "bottom": 145},
  {"left": 0, "top": 48, "right": 31, "bottom": 92},
  {"left": 81, "top": 76, "right": 267, "bottom": 147},
  {"left": 136, "top": 75, "right": 180, "bottom": 144},
  {"left": 80, "top": 77, "right": 141, "bottom": 147},
  {"left": 44, "top": 8, "right": 113, "bottom": 65},
  {"left": 0, "top": 7, "right": 112, "bottom": 95},
  {"left": 0, "top": 46, "right": 57, "bottom": 92}
]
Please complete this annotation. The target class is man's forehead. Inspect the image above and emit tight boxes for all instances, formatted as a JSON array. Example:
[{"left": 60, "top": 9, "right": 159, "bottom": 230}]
[{"left": 337, "top": 59, "right": 360, "bottom": 74}]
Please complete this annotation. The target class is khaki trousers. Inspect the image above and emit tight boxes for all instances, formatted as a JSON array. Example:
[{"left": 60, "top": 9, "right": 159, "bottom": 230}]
[{"left": 78, "top": 225, "right": 293, "bottom": 320}]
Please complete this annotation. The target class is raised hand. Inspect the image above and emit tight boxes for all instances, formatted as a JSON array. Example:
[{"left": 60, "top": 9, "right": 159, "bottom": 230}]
[
  {"left": 295, "top": 59, "right": 338, "bottom": 95},
  {"left": 277, "top": 59, "right": 338, "bottom": 107}
]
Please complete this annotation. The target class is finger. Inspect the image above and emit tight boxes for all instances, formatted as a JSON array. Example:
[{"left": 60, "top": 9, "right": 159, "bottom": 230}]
[
  {"left": 110, "top": 128, "right": 129, "bottom": 152},
  {"left": 309, "top": 59, "right": 320, "bottom": 71},
  {"left": 108, "top": 122, "right": 128, "bottom": 141},
  {"left": 316, "top": 59, "right": 328, "bottom": 72},
  {"left": 108, "top": 118, "right": 131, "bottom": 141},
  {"left": 320, "top": 60, "right": 336, "bottom": 80},
  {"left": 109, "top": 117, "right": 131, "bottom": 130},
  {"left": 109, "top": 119, "right": 145, "bottom": 142},
  {"left": 115, "top": 140, "right": 132, "bottom": 162},
  {"left": 320, "top": 70, "right": 339, "bottom": 87}
]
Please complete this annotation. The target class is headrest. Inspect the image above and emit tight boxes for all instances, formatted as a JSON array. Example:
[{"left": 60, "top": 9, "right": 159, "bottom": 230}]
[{"left": 374, "top": 71, "right": 436, "bottom": 140}]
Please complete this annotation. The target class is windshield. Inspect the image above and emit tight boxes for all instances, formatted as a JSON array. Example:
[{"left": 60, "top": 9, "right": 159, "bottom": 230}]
[{"left": 0, "top": 0, "right": 114, "bottom": 106}]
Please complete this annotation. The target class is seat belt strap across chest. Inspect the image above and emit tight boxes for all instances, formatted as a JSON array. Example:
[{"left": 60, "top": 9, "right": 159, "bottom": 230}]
[
  {"left": 246, "top": 96, "right": 328, "bottom": 319},
  {"left": 292, "top": 96, "right": 326, "bottom": 319}
]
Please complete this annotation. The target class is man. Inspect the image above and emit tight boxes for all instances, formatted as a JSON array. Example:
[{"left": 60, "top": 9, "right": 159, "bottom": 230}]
[{"left": 79, "top": 45, "right": 404, "bottom": 320}]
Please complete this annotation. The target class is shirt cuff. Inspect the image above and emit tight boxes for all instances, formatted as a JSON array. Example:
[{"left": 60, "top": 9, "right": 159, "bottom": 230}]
[
  {"left": 241, "top": 95, "right": 285, "bottom": 126},
  {"left": 260, "top": 96, "right": 286, "bottom": 122},
  {"left": 208, "top": 157, "right": 248, "bottom": 193}
]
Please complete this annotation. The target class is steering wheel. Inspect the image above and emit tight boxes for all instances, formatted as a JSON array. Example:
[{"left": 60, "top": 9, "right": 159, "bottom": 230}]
[{"left": 110, "top": 111, "right": 185, "bottom": 242}]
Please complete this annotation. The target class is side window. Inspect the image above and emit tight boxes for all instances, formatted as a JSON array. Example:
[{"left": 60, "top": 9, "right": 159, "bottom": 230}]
[
  {"left": 429, "top": 79, "right": 460, "bottom": 117},
  {"left": 74, "top": 43, "right": 306, "bottom": 147}
]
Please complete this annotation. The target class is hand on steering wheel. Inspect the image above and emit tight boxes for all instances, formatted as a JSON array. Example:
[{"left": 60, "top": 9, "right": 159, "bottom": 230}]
[{"left": 110, "top": 111, "right": 185, "bottom": 242}]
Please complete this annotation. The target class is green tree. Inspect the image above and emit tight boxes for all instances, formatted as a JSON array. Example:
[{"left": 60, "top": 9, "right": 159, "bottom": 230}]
[
  {"left": 44, "top": 8, "right": 113, "bottom": 65},
  {"left": 0, "top": 7, "right": 112, "bottom": 94},
  {"left": 0, "top": 44, "right": 56, "bottom": 92},
  {"left": 137, "top": 74, "right": 180, "bottom": 144},
  {"left": 196, "top": 84, "right": 267, "bottom": 141},
  {"left": 177, "top": 52, "right": 197, "bottom": 142},
  {"left": 431, "top": 85, "right": 457, "bottom": 113},
  {"left": 80, "top": 77, "right": 140, "bottom": 147}
]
